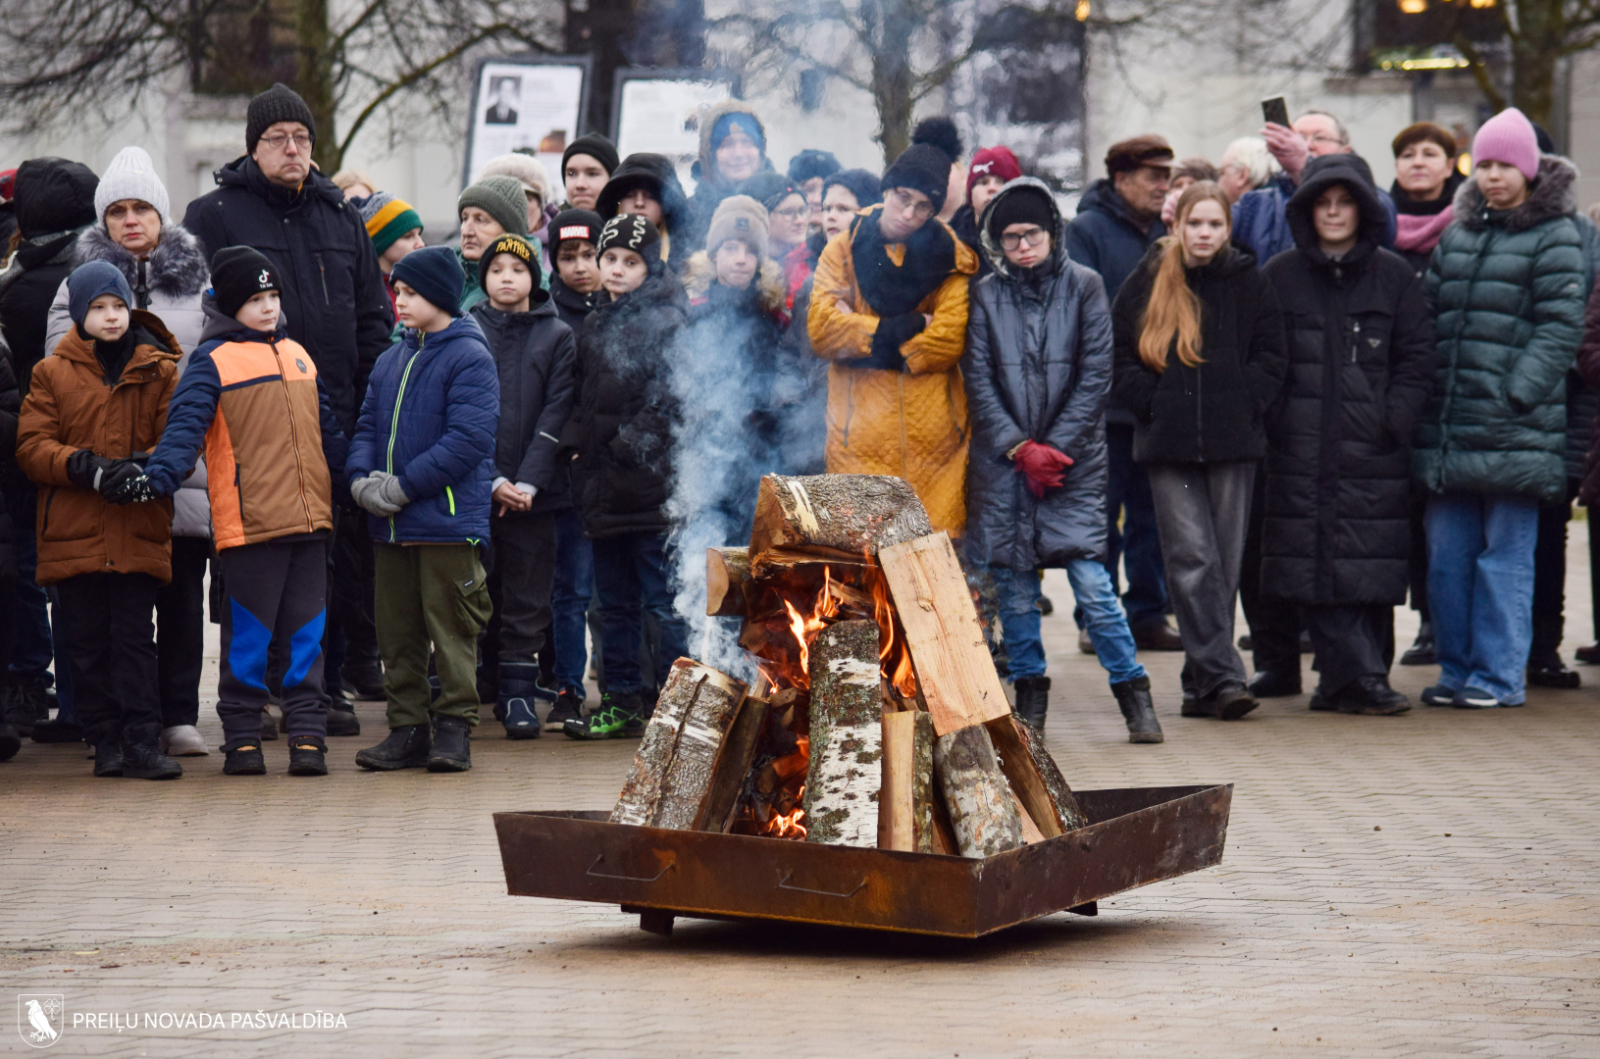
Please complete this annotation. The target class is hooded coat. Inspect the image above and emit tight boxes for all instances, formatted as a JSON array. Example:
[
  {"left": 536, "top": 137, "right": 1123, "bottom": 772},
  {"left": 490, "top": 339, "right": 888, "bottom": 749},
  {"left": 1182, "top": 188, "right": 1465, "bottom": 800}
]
[
  {"left": 346, "top": 314, "right": 500, "bottom": 544},
  {"left": 1259, "top": 156, "right": 1437, "bottom": 606},
  {"left": 564, "top": 265, "right": 689, "bottom": 539},
  {"left": 17, "top": 311, "right": 180, "bottom": 584},
  {"left": 1110, "top": 244, "right": 1289, "bottom": 465},
  {"left": 686, "top": 102, "right": 777, "bottom": 254},
  {"left": 1234, "top": 166, "right": 1399, "bottom": 264},
  {"left": 550, "top": 273, "right": 600, "bottom": 334},
  {"left": 1574, "top": 281, "right": 1600, "bottom": 504},
  {"left": 183, "top": 157, "right": 394, "bottom": 433},
  {"left": 594, "top": 154, "right": 694, "bottom": 267},
  {"left": 470, "top": 291, "right": 578, "bottom": 515},
  {"left": 1412, "top": 155, "right": 1588, "bottom": 503},
  {"left": 0, "top": 158, "right": 99, "bottom": 394},
  {"left": 963, "top": 179, "right": 1115, "bottom": 571},
  {"left": 806, "top": 207, "right": 980, "bottom": 535}
]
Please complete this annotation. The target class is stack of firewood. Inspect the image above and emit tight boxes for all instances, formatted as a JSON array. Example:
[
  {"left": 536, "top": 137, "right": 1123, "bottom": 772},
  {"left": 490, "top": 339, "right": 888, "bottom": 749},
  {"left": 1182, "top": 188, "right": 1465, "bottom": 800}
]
[{"left": 609, "top": 474, "right": 1086, "bottom": 859}]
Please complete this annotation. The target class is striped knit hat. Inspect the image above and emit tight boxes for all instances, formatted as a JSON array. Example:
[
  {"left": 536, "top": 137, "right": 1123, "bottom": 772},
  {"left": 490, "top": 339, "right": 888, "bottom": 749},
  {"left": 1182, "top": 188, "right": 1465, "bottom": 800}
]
[{"left": 359, "top": 191, "right": 423, "bottom": 254}]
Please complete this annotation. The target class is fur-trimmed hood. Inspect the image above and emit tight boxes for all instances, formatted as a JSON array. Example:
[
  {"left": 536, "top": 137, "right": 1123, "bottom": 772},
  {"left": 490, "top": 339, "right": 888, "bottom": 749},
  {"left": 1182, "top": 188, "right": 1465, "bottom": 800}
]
[
  {"left": 71, "top": 223, "right": 209, "bottom": 299},
  {"left": 692, "top": 101, "right": 771, "bottom": 187},
  {"left": 681, "top": 250, "right": 787, "bottom": 315},
  {"left": 1453, "top": 154, "right": 1579, "bottom": 233}
]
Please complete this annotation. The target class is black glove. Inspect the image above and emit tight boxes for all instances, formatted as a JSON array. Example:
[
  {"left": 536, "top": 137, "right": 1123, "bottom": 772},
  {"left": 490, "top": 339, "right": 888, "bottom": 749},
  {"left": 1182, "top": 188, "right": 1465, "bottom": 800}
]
[
  {"left": 66, "top": 450, "right": 114, "bottom": 491},
  {"left": 850, "top": 312, "right": 927, "bottom": 372},
  {"left": 101, "top": 462, "right": 158, "bottom": 505}
]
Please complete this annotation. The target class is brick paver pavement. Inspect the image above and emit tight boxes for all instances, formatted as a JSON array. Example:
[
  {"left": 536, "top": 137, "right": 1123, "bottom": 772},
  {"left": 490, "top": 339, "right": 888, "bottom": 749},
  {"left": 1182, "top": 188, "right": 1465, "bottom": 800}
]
[{"left": 3, "top": 534, "right": 1598, "bottom": 1058}]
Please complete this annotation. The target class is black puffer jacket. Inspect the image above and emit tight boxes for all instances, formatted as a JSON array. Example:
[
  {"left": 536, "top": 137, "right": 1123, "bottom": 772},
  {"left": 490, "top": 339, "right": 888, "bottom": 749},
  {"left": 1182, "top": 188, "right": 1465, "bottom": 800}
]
[
  {"left": 550, "top": 273, "right": 599, "bottom": 333},
  {"left": 594, "top": 154, "right": 694, "bottom": 267},
  {"left": 0, "top": 158, "right": 98, "bottom": 393},
  {"left": 1111, "top": 244, "right": 1288, "bottom": 465},
  {"left": 471, "top": 292, "right": 578, "bottom": 516},
  {"left": 964, "top": 178, "right": 1114, "bottom": 571},
  {"left": 183, "top": 157, "right": 393, "bottom": 432},
  {"left": 1259, "top": 156, "right": 1437, "bottom": 606},
  {"left": 564, "top": 265, "right": 688, "bottom": 538}
]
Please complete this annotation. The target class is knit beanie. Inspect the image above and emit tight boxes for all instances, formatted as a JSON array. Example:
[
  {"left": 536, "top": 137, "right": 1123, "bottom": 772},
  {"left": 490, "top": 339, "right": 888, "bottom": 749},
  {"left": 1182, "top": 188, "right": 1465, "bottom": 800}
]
[
  {"left": 458, "top": 175, "right": 529, "bottom": 237},
  {"left": 822, "top": 168, "right": 882, "bottom": 209},
  {"left": 477, "top": 232, "right": 540, "bottom": 294},
  {"left": 481, "top": 152, "right": 552, "bottom": 209},
  {"left": 788, "top": 149, "right": 841, "bottom": 184},
  {"left": 596, "top": 214, "right": 662, "bottom": 266},
  {"left": 392, "top": 245, "right": 465, "bottom": 317},
  {"left": 705, "top": 195, "right": 769, "bottom": 262},
  {"left": 550, "top": 209, "right": 604, "bottom": 249},
  {"left": 246, "top": 83, "right": 317, "bottom": 157},
  {"left": 743, "top": 172, "right": 802, "bottom": 212},
  {"left": 986, "top": 184, "right": 1054, "bottom": 242},
  {"left": 1472, "top": 107, "right": 1540, "bottom": 182},
  {"left": 561, "top": 134, "right": 620, "bottom": 180},
  {"left": 95, "top": 146, "right": 171, "bottom": 227},
  {"left": 881, "top": 143, "right": 953, "bottom": 213},
  {"left": 359, "top": 191, "right": 424, "bottom": 255},
  {"left": 967, "top": 146, "right": 1022, "bottom": 196},
  {"left": 710, "top": 111, "right": 766, "bottom": 154},
  {"left": 66, "top": 261, "right": 135, "bottom": 326},
  {"left": 210, "top": 246, "right": 281, "bottom": 319}
]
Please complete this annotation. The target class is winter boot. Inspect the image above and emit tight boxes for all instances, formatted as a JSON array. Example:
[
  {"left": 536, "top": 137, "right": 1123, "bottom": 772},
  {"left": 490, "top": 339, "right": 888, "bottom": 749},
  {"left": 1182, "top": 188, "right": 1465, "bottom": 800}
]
[
  {"left": 563, "top": 692, "right": 644, "bottom": 740},
  {"left": 121, "top": 742, "right": 183, "bottom": 780},
  {"left": 1400, "top": 620, "right": 1435, "bottom": 666},
  {"left": 1, "top": 682, "right": 44, "bottom": 737},
  {"left": 1209, "top": 681, "right": 1258, "bottom": 721},
  {"left": 427, "top": 717, "right": 472, "bottom": 772},
  {"left": 1112, "top": 675, "right": 1164, "bottom": 743},
  {"left": 29, "top": 717, "right": 85, "bottom": 743},
  {"left": 1247, "top": 669, "right": 1301, "bottom": 698},
  {"left": 1336, "top": 675, "right": 1411, "bottom": 716},
  {"left": 0, "top": 721, "right": 19, "bottom": 762},
  {"left": 499, "top": 662, "right": 542, "bottom": 740},
  {"left": 354, "top": 724, "right": 431, "bottom": 771},
  {"left": 326, "top": 691, "right": 362, "bottom": 736},
  {"left": 1012, "top": 676, "right": 1050, "bottom": 729},
  {"left": 342, "top": 661, "right": 386, "bottom": 701},
  {"left": 546, "top": 689, "right": 584, "bottom": 727},
  {"left": 92, "top": 742, "right": 124, "bottom": 777},
  {"left": 221, "top": 738, "right": 266, "bottom": 776},
  {"left": 1527, "top": 616, "right": 1580, "bottom": 688},
  {"left": 287, "top": 734, "right": 329, "bottom": 775}
]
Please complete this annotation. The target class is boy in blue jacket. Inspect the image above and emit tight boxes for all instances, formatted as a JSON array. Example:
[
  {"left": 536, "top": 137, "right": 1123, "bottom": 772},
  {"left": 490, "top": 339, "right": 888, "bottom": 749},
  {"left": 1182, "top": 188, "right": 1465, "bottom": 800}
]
[{"left": 346, "top": 247, "right": 500, "bottom": 773}]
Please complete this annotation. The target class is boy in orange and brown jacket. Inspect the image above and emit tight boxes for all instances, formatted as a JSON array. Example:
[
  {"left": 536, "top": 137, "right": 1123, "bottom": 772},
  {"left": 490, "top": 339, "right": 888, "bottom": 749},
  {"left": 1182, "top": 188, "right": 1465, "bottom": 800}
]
[
  {"left": 17, "top": 261, "right": 182, "bottom": 780},
  {"left": 106, "top": 247, "right": 349, "bottom": 777}
]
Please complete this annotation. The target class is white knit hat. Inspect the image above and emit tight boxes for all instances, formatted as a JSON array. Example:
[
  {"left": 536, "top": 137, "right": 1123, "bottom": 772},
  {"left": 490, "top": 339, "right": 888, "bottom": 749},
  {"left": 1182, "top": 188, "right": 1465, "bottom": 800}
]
[
  {"left": 480, "top": 152, "right": 551, "bottom": 209},
  {"left": 94, "top": 146, "right": 171, "bottom": 228}
]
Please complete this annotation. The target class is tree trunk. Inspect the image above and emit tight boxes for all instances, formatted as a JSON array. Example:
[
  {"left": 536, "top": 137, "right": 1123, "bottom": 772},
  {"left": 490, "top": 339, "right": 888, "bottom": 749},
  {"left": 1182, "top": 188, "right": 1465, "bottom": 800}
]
[
  {"left": 295, "top": 0, "right": 341, "bottom": 172},
  {"left": 868, "top": 0, "right": 918, "bottom": 159}
]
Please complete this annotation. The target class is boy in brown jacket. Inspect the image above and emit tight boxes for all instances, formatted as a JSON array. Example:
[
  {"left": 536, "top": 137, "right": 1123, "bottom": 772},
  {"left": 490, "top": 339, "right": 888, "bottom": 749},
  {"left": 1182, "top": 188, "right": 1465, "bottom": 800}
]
[{"left": 17, "top": 261, "right": 181, "bottom": 779}]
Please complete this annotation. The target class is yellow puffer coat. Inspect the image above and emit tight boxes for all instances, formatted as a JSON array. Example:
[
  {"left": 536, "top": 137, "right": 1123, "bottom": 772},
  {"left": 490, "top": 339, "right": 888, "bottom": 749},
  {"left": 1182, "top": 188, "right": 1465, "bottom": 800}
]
[{"left": 806, "top": 208, "right": 977, "bottom": 535}]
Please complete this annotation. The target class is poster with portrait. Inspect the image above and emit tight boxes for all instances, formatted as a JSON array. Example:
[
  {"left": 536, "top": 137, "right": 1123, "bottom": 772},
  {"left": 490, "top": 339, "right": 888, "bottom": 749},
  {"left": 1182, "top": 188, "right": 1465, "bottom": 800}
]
[
  {"left": 464, "top": 57, "right": 590, "bottom": 190},
  {"left": 612, "top": 70, "right": 731, "bottom": 192}
]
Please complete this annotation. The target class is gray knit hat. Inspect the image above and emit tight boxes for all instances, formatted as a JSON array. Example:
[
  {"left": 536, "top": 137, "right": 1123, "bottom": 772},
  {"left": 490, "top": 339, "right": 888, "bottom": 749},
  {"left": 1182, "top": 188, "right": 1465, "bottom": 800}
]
[
  {"left": 457, "top": 175, "right": 529, "bottom": 237},
  {"left": 95, "top": 146, "right": 171, "bottom": 227},
  {"left": 246, "top": 83, "right": 317, "bottom": 156},
  {"left": 480, "top": 153, "right": 551, "bottom": 211}
]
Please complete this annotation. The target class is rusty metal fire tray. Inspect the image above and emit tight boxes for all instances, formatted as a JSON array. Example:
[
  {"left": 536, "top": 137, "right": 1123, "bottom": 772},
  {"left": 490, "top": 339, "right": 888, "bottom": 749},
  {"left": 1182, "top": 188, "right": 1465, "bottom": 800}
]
[{"left": 494, "top": 783, "right": 1231, "bottom": 938}]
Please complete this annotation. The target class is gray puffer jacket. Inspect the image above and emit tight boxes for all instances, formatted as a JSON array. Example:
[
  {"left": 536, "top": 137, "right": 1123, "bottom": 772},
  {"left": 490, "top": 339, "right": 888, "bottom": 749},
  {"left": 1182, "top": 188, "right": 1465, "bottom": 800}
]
[
  {"left": 963, "top": 178, "right": 1114, "bottom": 571},
  {"left": 1414, "top": 155, "right": 1589, "bottom": 502}
]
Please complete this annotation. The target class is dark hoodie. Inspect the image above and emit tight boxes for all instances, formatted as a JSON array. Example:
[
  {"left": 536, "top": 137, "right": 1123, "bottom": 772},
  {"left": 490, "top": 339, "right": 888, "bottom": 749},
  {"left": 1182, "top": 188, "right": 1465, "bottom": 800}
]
[
  {"left": 594, "top": 154, "right": 693, "bottom": 266},
  {"left": 549, "top": 273, "right": 600, "bottom": 333},
  {"left": 0, "top": 158, "right": 99, "bottom": 393},
  {"left": 1257, "top": 154, "right": 1436, "bottom": 606}
]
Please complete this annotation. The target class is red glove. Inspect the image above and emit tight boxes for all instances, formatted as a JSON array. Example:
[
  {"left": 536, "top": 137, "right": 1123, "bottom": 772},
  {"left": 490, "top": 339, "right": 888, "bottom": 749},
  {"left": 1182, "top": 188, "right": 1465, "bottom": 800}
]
[{"left": 1014, "top": 441, "right": 1074, "bottom": 499}]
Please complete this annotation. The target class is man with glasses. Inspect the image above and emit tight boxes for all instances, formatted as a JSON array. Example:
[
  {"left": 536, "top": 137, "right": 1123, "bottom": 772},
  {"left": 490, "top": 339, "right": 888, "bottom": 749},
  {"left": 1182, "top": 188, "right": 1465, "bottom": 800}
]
[
  {"left": 1065, "top": 135, "right": 1186, "bottom": 654},
  {"left": 184, "top": 82, "right": 396, "bottom": 736},
  {"left": 807, "top": 135, "right": 978, "bottom": 536}
]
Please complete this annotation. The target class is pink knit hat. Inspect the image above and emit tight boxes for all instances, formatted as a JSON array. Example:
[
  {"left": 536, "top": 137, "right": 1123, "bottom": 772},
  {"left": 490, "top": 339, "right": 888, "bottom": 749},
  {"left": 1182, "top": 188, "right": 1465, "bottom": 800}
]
[{"left": 1472, "top": 107, "right": 1540, "bottom": 182}]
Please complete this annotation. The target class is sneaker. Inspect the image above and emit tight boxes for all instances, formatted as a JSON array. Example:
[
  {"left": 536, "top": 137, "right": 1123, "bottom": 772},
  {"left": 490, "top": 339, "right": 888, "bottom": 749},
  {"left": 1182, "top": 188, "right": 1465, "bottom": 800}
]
[
  {"left": 287, "top": 735, "right": 328, "bottom": 776},
  {"left": 502, "top": 697, "right": 541, "bottom": 739},
  {"left": 1, "top": 683, "right": 44, "bottom": 736},
  {"left": 1455, "top": 686, "right": 1516, "bottom": 709},
  {"left": 1421, "top": 683, "right": 1459, "bottom": 706},
  {"left": 1209, "top": 681, "right": 1258, "bottom": 721},
  {"left": 1308, "top": 689, "right": 1340, "bottom": 712},
  {"left": 355, "top": 724, "right": 431, "bottom": 771},
  {"left": 546, "top": 689, "right": 584, "bottom": 727},
  {"left": 1400, "top": 621, "right": 1435, "bottom": 666},
  {"left": 1077, "top": 628, "right": 1095, "bottom": 655},
  {"left": 1335, "top": 676, "right": 1411, "bottom": 716},
  {"left": 0, "top": 721, "right": 18, "bottom": 762},
  {"left": 160, "top": 725, "right": 210, "bottom": 756},
  {"left": 222, "top": 738, "right": 267, "bottom": 775},
  {"left": 121, "top": 743, "right": 183, "bottom": 780},
  {"left": 426, "top": 717, "right": 472, "bottom": 772},
  {"left": 1247, "top": 670, "right": 1301, "bottom": 698},
  {"left": 93, "top": 743, "right": 124, "bottom": 777},
  {"left": 29, "top": 717, "right": 85, "bottom": 743},
  {"left": 1575, "top": 642, "right": 1600, "bottom": 665},
  {"left": 326, "top": 696, "right": 362, "bottom": 737},
  {"left": 563, "top": 692, "right": 645, "bottom": 740},
  {"left": 499, "top": 663, "right": 543, "bottom": 739},
  {"left": 1527, "top": 653, "right": 1581, "bottom": 689}
]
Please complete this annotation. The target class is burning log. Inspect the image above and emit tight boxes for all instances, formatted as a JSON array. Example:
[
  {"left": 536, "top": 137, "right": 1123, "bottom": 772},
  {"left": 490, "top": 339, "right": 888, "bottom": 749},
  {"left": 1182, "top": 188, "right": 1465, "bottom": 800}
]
[
  {"left": 987, "top": 715, "right": 1088, "bottom": 833},
  {"left": 877, "top": 531, "right": 1012, "bottom": 735},
  {"left": 610, "top": 659, "right": 745, "bottom": 828},
  {"left": 652, "top": 668, "right": 749, "bottom": 830},
  {"left": 802, "top": 619, "right": 883, "bottom": 847},
  {"left": 879, "top": 709, "right": 936, "bottom": 853},
  {"left": 933, "top": 725, "right": 1025, "bottom": 858},
  {"left": 750, "top": 474, "right": 933, "bottom": 560},
  {"left": 706, "top": 547, "right": 751, "bottom": 618},
  {"left": 695, "top": 695, "right": 771, "bottom": 833}
]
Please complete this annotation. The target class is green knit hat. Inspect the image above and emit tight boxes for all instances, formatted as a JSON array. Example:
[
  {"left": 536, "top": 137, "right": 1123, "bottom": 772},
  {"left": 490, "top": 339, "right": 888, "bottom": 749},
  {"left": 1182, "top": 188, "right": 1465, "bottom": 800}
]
[
  {"left": 458, "top": 175, "right": 529, "bottom": 237},
  {"left": 358, "top": 191, "right": 423, "bottom": 255}
]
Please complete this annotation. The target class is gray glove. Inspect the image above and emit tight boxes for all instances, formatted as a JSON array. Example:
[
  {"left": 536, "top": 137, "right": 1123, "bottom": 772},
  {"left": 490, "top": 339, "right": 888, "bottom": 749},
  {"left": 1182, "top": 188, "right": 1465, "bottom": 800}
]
[{"left": 351, "top": 470, "right": 410, "bottom": 517}]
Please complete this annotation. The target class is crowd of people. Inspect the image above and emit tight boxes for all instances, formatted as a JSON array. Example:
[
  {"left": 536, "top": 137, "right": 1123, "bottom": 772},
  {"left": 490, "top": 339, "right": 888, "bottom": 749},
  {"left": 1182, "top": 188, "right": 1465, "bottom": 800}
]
[{"left": 0, "top": 79, "right": 1597, "bottom": 778}]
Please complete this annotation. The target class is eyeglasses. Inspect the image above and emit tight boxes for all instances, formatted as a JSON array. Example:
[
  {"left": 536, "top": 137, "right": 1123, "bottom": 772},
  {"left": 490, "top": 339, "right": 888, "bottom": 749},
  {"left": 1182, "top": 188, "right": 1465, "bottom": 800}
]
[
  {"left": 885, "top": 188, "right": 934, "bottom": 220},
  {"left": 1305, "top": 133, "right": 1346, "bottom": 148},
  {"left": 771, "top": 206, "right": 809, "bottom": 221},
  {"left": 259, "top": 132, "right": 312, "bottom": 152},
  {"left": 1000, "top": 227, "right": 1050, "bottom": 250}
]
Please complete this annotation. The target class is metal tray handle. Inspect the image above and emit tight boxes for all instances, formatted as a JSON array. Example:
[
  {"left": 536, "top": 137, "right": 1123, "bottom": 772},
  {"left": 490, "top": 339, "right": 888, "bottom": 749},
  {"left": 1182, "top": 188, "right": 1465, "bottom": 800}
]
[
  {"left": 587, "top": 854, "right": 676, "bottom": 883},
  {"left": 777, "top": 870, "right": 867, "bottom": 898}
]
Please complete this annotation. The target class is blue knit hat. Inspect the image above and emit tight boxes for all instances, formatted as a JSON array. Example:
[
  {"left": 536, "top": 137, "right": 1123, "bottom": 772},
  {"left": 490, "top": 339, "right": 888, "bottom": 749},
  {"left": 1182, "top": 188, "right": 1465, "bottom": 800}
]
[
  {"left": 391, "top": 245, "right": 464, "bottom": 317},
  {"left": 67, "top": 261, "right": 134, "bottom": 326}
]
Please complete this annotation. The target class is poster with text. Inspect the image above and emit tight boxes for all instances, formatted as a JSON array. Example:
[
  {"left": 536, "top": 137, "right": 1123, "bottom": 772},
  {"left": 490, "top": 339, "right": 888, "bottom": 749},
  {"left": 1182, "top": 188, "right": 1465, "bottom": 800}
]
[
  {"left": 466, "top": 61, "right": 586, "bottom": 189},
  {"left": 614, "top": 76, "right": 730, "bottom": 192}
]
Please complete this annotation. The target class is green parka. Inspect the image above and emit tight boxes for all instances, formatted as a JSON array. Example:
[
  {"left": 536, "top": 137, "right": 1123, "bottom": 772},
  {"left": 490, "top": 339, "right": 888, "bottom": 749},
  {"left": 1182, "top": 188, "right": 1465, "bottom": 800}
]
[{"left": 1413, "top": 155, "right": 1588, "bottom": 501}]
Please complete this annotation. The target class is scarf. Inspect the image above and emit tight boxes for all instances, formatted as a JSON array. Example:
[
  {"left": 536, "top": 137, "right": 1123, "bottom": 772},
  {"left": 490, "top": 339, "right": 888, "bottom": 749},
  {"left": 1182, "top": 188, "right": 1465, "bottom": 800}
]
[
  {"left": 850, "top": 209, "right": 955, "bottom": 317},
  {"left": 1394, "top": 209, "right": 1454, "bottom": 257}
]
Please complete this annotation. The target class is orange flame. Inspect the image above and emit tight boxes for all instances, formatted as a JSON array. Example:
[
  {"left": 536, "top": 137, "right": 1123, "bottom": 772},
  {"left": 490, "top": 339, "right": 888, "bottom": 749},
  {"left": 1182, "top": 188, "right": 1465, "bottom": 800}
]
[
  {"left": 764, "top": 795, "right": 808, "bottom": 839},
  {"left": 781, "top": 568, "right": 840, "bottom": 686},
  {"left": 871, "top": 574, "right": 918, "bottom": 697}
]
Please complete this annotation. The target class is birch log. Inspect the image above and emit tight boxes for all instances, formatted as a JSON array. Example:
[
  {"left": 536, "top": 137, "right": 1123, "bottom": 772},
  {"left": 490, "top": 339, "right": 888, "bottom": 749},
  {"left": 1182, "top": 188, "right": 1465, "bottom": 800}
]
[
  {"left": 611, "top": 659, "right": 735, "bottom": 826},
  {"left": 651, "top": 667, "right": 748, "bottom": 830},
  {"left": 749, "top": 474, "right": 933, "bottom": 559},
  {"left": 879, "top": 709, "right": 936, "bottom": 852},
  {"left": 802, "top": 620, "right": 883, "bottom": 847},
  {"left": 933, "top": 724, "right": 1024, "bottom": 858}
]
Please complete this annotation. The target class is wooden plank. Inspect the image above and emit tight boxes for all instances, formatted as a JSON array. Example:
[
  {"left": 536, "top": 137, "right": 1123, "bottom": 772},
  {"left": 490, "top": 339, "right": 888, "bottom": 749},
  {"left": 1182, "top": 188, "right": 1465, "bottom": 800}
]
[
  {"left": 878, "top": 532, "right": 1011, "bottom": 736},
  {"left": 1012, "top": 791, "right": 1047, "bottom": 844},
  {"left": 610, "top": 658, "right": 704, "bottom": 825},
  {"left": 705, "top": 547, "right": 751, "bottom": 617},
  {"left": 749, "top": 474, "right": 933, "bottom": 560},
  {"left": 695, "top": 695, "right": 770, "bottom": 832},
  {"left": 1002, "top": 714, "right": 1087, "bottom": 832},
  {"left": 802, "top": 620, "right": 883, "bottom": 847},
  {"left": 933, "top": 724, "right": 1024, "bottom": 859},
  {"left": 651, "top": 665, "right": 748, "bottom": 830}
]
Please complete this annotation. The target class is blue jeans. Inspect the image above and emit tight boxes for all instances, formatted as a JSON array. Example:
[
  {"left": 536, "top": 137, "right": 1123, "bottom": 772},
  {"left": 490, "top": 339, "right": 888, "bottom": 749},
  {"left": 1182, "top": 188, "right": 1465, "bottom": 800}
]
[
  {"left": 591, "top": 531, "right": 688, "bottom": 697},
  {"left": 1425, "top": 492, "right": 1539, "bottom": 704},
  {"left": 550, "top": 509, "right": 594, "bottom": 696},
  {"left": 1077, "top": 422, "right": 1169, "bottom": 630},
  {"left": 994, "top": 562, "right": 1145, "bottom": 685}
]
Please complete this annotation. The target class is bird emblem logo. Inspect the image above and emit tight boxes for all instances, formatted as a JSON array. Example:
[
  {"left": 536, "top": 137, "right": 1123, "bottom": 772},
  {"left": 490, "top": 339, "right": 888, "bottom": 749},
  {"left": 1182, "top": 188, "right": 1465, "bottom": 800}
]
[{"left": 17, "top": 995, "right": 64, "bottom": 1048}]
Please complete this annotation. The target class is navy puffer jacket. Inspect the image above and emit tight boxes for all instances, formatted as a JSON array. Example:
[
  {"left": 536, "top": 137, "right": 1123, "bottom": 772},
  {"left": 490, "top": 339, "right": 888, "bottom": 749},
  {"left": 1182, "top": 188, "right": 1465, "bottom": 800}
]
[{"left": 1413, "top": 155, "right": 1588, "bottom": 502}]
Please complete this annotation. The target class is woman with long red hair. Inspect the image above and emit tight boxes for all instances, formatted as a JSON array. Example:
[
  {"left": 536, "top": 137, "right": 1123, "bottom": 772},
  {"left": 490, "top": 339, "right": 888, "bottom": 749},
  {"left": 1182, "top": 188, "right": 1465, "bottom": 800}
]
[{"left": 1110, "top": 181, "right": 1289, "bottom": 722}]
